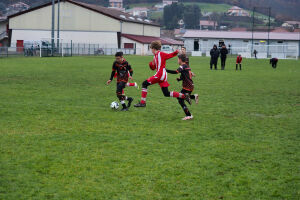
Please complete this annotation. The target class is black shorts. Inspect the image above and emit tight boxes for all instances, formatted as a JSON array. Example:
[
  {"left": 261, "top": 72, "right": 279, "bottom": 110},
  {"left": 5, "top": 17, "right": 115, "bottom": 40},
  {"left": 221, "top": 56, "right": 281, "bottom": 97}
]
[
  {"left": 116, "top": 82, "right": 126, "bottom": 94},
  {"left": 181, "top": 89, "right": 192, "bottom": 95}
]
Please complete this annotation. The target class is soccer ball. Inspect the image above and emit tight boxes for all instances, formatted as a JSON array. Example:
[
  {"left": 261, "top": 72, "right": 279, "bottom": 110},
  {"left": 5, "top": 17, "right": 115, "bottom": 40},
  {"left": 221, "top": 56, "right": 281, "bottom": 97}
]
[{"left": 110, "top": 101, "right": 119, "bottom": 109}]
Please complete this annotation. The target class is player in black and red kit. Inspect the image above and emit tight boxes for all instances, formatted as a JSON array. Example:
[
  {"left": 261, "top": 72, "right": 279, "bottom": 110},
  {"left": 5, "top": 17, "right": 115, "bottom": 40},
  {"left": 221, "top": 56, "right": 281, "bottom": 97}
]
[
  {"left": 106, "top": 52, "right": 134, "bottom": 111},
  {"left": 166, "top": 54, "right": 199, "bottom": 120}
]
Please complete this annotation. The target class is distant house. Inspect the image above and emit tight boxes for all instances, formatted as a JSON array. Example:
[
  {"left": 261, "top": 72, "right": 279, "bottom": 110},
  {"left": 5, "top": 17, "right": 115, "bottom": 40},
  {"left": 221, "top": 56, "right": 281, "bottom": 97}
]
[
  {"left": 126, "top": 7, "right": 149, "bottom": 17},
  {"left": 109, "top": 0, "right": 124, "bottom": 11},
  {"left": 0, "top": 18, "right": 8, "bottom": 47},
  {"left": 163, "top": 0, "right": 179, "bottom": 6},
  {"left": 7, "top": 2, "right": 30, "bottom": 15},
  {"left": 200, "top": 20, "right": 218, "bottom": 30},
  {"left": 227, "top": 6, "right": 250, "bottom": 17},
  {"left": 284, "top": 21, "right": 300, "bottom": 29}
]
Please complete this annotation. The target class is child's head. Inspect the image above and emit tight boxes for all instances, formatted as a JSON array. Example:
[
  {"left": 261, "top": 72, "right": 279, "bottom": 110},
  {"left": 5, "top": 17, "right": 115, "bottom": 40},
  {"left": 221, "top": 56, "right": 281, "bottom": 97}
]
[
  {"left": 181, "top": 46, "right": 186, "bottom": 54},
  {"left": 150, "top": 40, "right": 162, "bottom": 54},
  {"left": 115, "top": 52, "right": 123, "bottom": 63},
  {"left": 178, "top": 54, "right": 186, "bottom": 65},
  {"left": 238, "top": 54, "right": 241, "bottom": 57}
]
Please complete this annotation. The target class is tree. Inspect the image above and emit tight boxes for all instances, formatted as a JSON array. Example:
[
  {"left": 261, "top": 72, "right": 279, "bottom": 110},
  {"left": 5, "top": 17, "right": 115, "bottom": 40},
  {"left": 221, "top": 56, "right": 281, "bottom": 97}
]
[
  {"left": 163, "top": 3, "right": 184, "bottom": 30},
  {"left": 183, "top": 5, "right": 201, "bottom": 29}
]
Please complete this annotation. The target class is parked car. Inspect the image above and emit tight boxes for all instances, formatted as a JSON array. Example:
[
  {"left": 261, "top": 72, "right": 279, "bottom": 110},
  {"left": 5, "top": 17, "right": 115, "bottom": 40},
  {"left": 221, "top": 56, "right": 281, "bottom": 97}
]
[{"left": 161, "top": 45, "right": 173, "bottom": 53}]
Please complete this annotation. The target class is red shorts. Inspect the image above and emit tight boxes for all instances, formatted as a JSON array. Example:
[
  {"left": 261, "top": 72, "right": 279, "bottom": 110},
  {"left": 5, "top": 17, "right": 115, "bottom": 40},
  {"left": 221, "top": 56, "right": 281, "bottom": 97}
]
[{"left": 147, "top": 76, "right": 170, "bottom": 88}]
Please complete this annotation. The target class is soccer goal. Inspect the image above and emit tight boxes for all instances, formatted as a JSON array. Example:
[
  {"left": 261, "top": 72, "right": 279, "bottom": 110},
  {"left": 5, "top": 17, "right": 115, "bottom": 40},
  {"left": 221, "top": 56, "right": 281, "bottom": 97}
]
[{"left": 39, "top": 38, "right": 72, "bottom": 57}]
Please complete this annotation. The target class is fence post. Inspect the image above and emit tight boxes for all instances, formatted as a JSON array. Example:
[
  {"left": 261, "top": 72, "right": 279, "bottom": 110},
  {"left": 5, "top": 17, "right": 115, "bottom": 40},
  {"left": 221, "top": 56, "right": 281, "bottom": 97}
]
[{"left": 71, "top": 40, "right": 73, "bottom": 57}]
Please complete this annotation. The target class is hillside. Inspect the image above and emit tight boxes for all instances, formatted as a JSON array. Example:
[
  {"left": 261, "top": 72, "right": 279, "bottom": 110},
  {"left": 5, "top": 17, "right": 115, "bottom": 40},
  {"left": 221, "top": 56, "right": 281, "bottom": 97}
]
[{"left": 0, "top": 0, "right": 299, "bottom": 20}]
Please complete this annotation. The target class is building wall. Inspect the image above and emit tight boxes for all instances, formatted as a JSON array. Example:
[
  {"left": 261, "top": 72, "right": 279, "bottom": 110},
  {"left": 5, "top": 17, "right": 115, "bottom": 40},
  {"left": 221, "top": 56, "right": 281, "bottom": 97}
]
[
  {"left": 144, "top": 25, "right": 160, "bottom": 37},
  {"left": 0, "top": 21, "right": 7, "bottom": 33},
  {"left": 122, "top": 22, "right": 144, "bottom": 35},
  {"left": 9, "top": 2, "right": 121, "bottom": 32},
  {"left": 184, "top": 38, "right": 299, "bottom": 58},
  {"left": 11, "top": 29, "right": 118, "bottom": 48}
]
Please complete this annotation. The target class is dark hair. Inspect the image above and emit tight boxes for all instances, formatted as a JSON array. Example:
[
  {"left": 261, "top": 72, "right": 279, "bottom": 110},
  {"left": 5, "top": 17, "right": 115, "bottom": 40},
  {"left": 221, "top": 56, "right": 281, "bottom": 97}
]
[
  {"left": 115, "top": 52, "right": 123, "bottom": 57},
  {"left": 178, "top": 54, "right": 186, "bottom": 62},
  {"left": 181, "top": 46, "right": 186, "bottom": 50},
  {"left": 150, "top": 40, "right": 162, "bottom": 50}
]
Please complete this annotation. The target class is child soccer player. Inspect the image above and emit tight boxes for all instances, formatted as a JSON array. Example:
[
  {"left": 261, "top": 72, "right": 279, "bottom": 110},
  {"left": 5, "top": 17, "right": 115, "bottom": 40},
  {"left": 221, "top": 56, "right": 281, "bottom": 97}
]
[
  {"left": 236, "top": 54, "right": 242, "bottom": 70},
  {"left": 181, "top": 46, "right": 189, "bottom": 66},
  {"left": 270, "top": 58, "right": 278, "bottom": 69},
  {"left": 113, "top": 52, "right": 138, "bottom": 90},
  {"left": 134, "top": 40, "right": 191, "bottom": 107},
  {"left": 166, "top": 54, "right": 199, "bottom": 120},
  {"left": 106, "top": 52, "right": 135, "bottom": 111}
]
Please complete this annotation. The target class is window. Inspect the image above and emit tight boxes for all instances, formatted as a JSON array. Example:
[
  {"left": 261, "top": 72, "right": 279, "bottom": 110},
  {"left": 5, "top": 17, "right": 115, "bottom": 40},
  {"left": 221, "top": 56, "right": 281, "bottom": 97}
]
[
  {"left": 194, "top": 40, "right": 199, "bottom": 51},
  {"left": 243, "top": 40, "right": 249, "bottom": 42},
  {"left": 277, "top": 41, "right": 283, "bottom": 43}
]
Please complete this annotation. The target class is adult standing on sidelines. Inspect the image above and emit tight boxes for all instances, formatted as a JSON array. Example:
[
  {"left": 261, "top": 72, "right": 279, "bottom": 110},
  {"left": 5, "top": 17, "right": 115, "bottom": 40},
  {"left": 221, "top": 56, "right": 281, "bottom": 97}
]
[
  {"left": 220, "top": 44, "right": 228, "bottom": 70},
  {"left": 210, "top": 45, "right": 220, "bottom": 70},
  {"left": 253, "top": 49, "right": 258, "bottom": 59}
]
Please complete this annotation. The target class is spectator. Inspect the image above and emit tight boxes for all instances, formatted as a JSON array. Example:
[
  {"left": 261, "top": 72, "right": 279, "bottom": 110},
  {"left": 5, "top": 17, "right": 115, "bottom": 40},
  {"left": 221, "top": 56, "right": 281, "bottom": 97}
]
[
  {"left": 210, "top": 44, "right": 220, "bottom": 70},
  {"left": 253, "top": 49, "right": 258, "bottom": 59},
  {"left": 220, "top": 44, "right": 228, "bottom": 70}
]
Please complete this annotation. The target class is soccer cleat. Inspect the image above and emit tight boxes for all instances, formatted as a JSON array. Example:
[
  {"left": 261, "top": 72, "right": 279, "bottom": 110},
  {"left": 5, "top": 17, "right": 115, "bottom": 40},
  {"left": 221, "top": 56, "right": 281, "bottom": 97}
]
[
  {"left": 134, "top": 101, "right": 146, "bottom": 107},
  {"left": 182, "top": 115, "right": 193, "bottom": 120},
  {"left": 185, "top": 93, "right": 192, "bottom": 105},
  {"left": 194, "top": 94, "right": 199, "bottom": 104},
  {"left": 121, "top": 107, "right": 128, "bottom": 111},
  {"left": 134, "top": 82, "right": 139, "bottom": 90},
  {"left": 127, "top": 97, "right": 133, "bottom": 108}
]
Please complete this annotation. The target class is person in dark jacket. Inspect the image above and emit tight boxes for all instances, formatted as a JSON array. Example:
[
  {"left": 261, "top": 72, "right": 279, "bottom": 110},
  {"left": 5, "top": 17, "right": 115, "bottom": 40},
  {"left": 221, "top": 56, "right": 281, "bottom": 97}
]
[
  {"left": 220, "top": 44, "right": 228, "bottom": 70},
  {"left": 270, "top": 58, "right": 278, "bottom": 68},
  {"left": 253, "top": 49, "right": 258, "bottom": 59},
  {"left": 210, "top": 45, "right": 220, "bottom": 70}
]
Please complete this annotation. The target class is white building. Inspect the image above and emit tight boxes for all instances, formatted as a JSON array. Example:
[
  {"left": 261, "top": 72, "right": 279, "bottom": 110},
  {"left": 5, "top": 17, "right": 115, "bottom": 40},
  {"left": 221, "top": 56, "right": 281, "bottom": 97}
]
[
  {"left": 126, "top": 7, "right": 149, "bottom": 18},
  {"left": 227, "top": 6, "right": 250, "bottom": 17},
  {"left": 8, "top": 0, "right": 161, "bottom": 53},
  {"left": 121, "top": 34, "right": 183, "bottom": 56},
  {"left": 183, "top": 30, "right": 300, "bottom": 59},
  {"left": 109, "top": 0, "right": 123, "bottom": 9}
]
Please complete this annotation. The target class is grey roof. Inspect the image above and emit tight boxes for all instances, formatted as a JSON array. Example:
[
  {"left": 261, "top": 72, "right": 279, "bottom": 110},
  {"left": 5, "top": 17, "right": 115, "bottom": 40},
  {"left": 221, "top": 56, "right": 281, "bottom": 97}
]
[{"left": 183, "top": 30, "right": 300, "bottom": 41}]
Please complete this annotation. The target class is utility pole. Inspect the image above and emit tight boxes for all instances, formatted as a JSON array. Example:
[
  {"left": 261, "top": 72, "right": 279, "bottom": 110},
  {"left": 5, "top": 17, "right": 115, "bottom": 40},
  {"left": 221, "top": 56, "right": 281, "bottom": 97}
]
[
  {"left": 51, "top": 0, "right": 55, "bottom": 56},
  {"left": 267, "top": 7, "right": 271, "bottom": 57},
  {"left": 57, "top": 0, "right": 60, "bottom": 51},
  {"left": 251, "top": 7, "right": 255, "bottom": 56}
]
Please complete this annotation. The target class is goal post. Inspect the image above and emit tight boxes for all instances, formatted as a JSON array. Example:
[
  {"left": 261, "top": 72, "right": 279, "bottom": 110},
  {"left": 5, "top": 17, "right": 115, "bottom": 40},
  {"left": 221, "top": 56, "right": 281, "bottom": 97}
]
[{"left": 39, "top": 38, "right": 72, "bottom": 57}]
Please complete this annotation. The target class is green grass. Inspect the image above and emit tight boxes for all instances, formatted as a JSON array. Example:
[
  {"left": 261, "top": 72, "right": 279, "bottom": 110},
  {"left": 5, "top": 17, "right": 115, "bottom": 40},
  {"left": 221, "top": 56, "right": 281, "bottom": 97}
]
[{"left": 0, "top": 56, "right": 299, "bottom": 199}]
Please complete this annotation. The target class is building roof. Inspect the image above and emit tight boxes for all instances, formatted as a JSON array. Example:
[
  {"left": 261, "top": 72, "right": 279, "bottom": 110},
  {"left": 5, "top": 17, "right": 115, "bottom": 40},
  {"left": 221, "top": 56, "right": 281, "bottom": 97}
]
[
  {"left": 230, "top": 27, "right": 247, "bottom": 32},
  {"left": 183, "top": 30, "right": 300, "bottom": 41},
  {"left": 8, "top": 0, "right": 160, "bottom": 27},
  {"left": 122, "top": 34, "right": 183, "bottom": 45},
  {"left": 200, "top": 20, "right": 217, "bottom": 26},
  {"left": 285, "top": 21, "right": 300, "bottom": 25},
  {"left": 109, "top": 0, "right": 123, "bottom": 2}
]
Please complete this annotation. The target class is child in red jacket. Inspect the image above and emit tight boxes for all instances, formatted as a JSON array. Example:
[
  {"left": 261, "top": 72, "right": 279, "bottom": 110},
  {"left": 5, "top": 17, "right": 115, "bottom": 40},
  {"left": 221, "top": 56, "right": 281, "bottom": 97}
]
[{"left": 236, "top": 54, "right": 243, "bottom": 70}]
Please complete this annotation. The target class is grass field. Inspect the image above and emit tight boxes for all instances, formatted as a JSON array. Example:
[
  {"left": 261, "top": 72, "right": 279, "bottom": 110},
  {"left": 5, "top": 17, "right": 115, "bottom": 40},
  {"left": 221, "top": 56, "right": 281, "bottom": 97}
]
[{"left": 0, "top": 56, "right": 299, "bottom": 199}]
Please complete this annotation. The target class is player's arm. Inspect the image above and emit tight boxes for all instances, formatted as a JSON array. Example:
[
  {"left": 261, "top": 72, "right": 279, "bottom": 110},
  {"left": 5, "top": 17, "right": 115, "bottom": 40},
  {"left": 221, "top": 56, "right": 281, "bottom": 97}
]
[
  {"left": 127, "top": 63, "right": 133, "bottom": 79},
  {"left": 162, "top": 50, "right": 179, "bottom": 60},
  {"left": 166, "top": 69, "right": 179, "bottom": 74},
  {"left": 107, "top": 63, "right": 117, "bottom": 84}
]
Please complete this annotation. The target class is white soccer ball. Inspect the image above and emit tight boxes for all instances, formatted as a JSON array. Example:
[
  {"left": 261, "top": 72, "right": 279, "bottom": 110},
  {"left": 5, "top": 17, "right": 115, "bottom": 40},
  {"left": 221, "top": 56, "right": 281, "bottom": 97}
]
[{"left": 110, "top": 101, "right": 119, "bottom": 109}]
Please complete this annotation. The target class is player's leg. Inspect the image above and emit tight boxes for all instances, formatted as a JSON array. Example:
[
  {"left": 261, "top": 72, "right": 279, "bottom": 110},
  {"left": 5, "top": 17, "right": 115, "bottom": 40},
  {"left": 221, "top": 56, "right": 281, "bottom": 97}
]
[
  {"left": 126, "top": 82, "right": 139, "bottom": 89},
  {"left": 134, "top": 80, "right": 151, "bottom": 107},
  {"left": 116, "top": 82, "right": 128, "bottom": 111},
  {"left": 178, "top": 89, "right": 193, "bottom": 120},
  {"left": 240, "top": 64, "right": 242, "bottom": 70},
  {"left": 161, "top": 87, "right": 191, "bottom": 105},
  {"left": 236, "top": 64, "right": 238, "bottom": 70},
  {"left": 210, "top": 60, "right": 213, "bottom": 70}
]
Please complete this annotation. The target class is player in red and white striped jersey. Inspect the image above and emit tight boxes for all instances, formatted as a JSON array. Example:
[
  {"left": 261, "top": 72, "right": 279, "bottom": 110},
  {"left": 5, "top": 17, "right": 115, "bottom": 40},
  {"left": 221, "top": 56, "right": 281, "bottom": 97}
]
[{"left": 134, "top": 40, "right": 191, "bottom": 107}]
